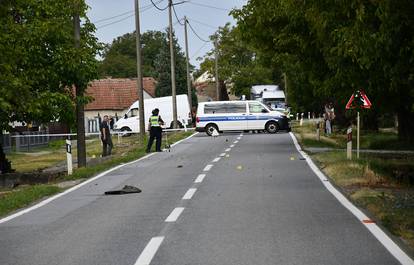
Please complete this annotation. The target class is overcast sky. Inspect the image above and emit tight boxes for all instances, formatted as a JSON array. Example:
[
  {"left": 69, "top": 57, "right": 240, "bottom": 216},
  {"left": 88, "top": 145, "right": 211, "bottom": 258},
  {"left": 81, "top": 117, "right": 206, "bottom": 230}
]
[{"left": 86, "top": 0, "right": 247, "bottom": 68}]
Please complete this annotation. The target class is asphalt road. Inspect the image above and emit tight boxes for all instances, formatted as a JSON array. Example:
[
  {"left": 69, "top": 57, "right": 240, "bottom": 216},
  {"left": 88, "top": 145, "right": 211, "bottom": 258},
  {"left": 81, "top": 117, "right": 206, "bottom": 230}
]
[{"left": 0, "top": 132, "right": 409, "bottom": 265}]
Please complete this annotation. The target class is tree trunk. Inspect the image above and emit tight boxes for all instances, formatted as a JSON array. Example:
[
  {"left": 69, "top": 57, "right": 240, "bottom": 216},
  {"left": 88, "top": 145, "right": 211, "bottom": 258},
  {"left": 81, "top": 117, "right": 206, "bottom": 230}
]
[
  {"left": 219, "top": 81, "right": 229, "bottom": 101},
  {"left": 76, "top": 85, "right": 87, "bottom": 168},
  {"left": 398, "top": 109, "right": 414, "bottom": 143},
  {"left": 0, "top": 132, "right": 13, "bottom": 174}
]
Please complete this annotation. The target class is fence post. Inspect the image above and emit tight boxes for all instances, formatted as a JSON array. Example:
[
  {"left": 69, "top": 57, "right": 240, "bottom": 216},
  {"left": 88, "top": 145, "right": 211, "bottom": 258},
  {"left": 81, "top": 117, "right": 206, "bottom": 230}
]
[
  {"left": 347, "top": 127, "right": 352, "bottom": 160},
  {"left": 66, "top": 139, "right": 73, "bottom": 175}
]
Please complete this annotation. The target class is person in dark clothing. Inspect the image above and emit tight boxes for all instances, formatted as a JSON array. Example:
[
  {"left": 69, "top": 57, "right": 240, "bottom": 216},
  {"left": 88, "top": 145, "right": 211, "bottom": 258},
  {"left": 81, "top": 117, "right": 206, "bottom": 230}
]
[
  {"left": 101, "top": 115, "right": 113, "bottom": 156},
  {"left": 146, "top": 108, "right": 164, "bottom": 153}
]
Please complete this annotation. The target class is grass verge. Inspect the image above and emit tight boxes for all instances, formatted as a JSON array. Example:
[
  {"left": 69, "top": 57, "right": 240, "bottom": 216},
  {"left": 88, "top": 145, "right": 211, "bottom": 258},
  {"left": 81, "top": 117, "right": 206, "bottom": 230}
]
[{"left": 293, "top": 123, "right": 414, "bottom": 252}]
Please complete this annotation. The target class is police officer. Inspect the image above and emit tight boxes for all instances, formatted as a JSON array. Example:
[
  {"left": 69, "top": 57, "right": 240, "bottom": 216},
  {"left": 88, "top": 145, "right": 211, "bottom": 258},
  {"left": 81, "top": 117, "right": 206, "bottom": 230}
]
[{"left": 146, "top": 108, "right": 164, "bottom": 152}]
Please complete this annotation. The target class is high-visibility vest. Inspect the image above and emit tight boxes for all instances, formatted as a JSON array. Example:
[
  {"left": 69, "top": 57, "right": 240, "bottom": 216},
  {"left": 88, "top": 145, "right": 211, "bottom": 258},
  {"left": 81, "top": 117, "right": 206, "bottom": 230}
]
[{"left": 150, "top": 115, "right": 160, "bottom": 127}]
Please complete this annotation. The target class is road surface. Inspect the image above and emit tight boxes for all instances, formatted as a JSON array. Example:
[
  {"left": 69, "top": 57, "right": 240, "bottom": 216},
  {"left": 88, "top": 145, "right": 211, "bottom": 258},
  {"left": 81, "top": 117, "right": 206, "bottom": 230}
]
[{"left": 0, "top": 132, "right": 410, "bottom": 265}]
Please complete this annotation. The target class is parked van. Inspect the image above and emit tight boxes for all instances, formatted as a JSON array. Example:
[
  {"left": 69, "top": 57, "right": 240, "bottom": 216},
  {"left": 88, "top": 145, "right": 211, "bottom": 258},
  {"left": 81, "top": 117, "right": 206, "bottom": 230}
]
[
  {"left": 114, "top": 94, "right": 191, "bottom": 133},
  {"left": 250, "top": 85, "right": 279, "bottom": 100},
  {"left": 196, "top": 100, "right": 290, "bottom": 136}
]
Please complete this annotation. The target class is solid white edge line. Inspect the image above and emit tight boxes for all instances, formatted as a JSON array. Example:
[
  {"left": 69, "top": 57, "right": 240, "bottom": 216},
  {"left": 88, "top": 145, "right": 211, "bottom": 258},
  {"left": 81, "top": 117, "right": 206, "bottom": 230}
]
[
  {"left": 165, "top": 207, "right": 185, "bottom": 222},
  {"left": 194, "top": 174, "right": 206, "bottom": 183},
  {"left": 212, "top": 157, "right": 221, "bottom": 163},
  {"left": 225, "top": 148, "right": 231, "bottom": 152},
  {"left": 203, "top": 164, "right": 213, "bottom": 171},
  {"left": 0, "top": 132, "right": 199, "bottom": 225},
  {"left": 182, "top": 188, "right": 197, "bottom": 200},
  {"left": 134, "top": 236, "right": 164, "bottom": 265},
  {"left": 289, "top": 132, "right": 414, "bottom": 265}
]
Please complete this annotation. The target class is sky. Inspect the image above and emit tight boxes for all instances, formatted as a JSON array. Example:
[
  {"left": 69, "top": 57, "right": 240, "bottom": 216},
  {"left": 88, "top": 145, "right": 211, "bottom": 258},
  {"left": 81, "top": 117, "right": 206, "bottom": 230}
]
[{"left": 86, "top": 0, "right": 247, "bottom": 68}]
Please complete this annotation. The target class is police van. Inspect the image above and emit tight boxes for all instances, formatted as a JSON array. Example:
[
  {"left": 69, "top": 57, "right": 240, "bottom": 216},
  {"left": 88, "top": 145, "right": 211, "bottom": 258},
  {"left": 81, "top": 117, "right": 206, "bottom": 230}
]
[{"left": 196, "top": 100, "right": 290, "bottom": 136}]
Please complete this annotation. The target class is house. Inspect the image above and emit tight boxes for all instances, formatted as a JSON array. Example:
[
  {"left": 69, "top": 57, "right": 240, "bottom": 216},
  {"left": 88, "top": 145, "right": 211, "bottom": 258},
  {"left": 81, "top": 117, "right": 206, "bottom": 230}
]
[{"left": 84, "top": 77, "right": 156, "bottom": 132}]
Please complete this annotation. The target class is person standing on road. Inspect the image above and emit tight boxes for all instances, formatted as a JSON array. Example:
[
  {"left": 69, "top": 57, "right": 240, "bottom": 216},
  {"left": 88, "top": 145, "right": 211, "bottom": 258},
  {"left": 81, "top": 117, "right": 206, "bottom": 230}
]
[
  {"left": 100, "top": 115, "right": 113, "bottom": 156},
  {"left": 146, "top": 108, "right": 164, "bottom": 153}
]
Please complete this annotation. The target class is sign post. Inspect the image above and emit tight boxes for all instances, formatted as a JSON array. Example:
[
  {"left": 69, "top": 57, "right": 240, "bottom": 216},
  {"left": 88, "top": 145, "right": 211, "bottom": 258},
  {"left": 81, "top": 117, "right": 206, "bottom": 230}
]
[
  {"left": 66, "top": 139, "right": 73, "bottom": 175},
  {"left": 345, "top": 90, "right": 372, "bottom": 159},
  {"left": 347, "top": 127, "right": 352, "bottom": 160}
]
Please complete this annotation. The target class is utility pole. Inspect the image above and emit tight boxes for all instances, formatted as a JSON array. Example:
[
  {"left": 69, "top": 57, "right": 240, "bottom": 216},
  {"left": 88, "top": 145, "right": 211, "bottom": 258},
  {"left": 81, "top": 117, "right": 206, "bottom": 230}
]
[
  {"left": 74, "top": 1, "right": 86, "bottom": 168},
  {"left": 184, "top": 16, "right": 192, "bottom": 113},
  {"left": 168, "top": 0, "right": 178, "bottom": 128},
  {"left": 134, "top": 0, "right": 145, "bottom": 139},
  {"left": 214, "top": 38, "right": 219, "bottom": 101}
]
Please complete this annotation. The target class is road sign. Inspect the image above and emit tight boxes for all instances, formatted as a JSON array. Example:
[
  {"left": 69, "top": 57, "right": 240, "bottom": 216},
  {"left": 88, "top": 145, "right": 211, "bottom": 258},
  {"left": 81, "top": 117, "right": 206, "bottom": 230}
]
[{"left": 345, "top": 90, "right": 372, "bottom": 109}]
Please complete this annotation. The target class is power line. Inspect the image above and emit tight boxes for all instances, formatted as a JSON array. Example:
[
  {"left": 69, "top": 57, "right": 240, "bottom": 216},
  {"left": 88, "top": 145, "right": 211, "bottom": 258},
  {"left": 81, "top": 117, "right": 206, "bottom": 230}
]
[
  {"left": 172, "top": 4, "right": 185, "bottom": 25},
  {"left": 150, "top": 0, "right": 169, "bottom": 11},
  {"left": 187, "top": 17, "right": 216, "bottom": 29},
  {"left": 190, "top": 41, "right": 209, "bottom": 59},
  {"left": 187, "top": 20, "right": 210, "bottom": 42},
  {"left": 98, "top": 14, "right": 136, "bottom": 29},
  {"left": 93, "top": 0, "right": 163, "bottom": 24},
  {"left": 187, "top": 1, "right": 231, "bottom": 12}
]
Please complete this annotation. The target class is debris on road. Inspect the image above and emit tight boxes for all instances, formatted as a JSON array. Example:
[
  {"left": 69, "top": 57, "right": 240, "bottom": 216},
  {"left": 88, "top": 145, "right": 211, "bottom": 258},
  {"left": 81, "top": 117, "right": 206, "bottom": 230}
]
[{"left": 104, "top": 185, "right": 142, "bottom": 195}]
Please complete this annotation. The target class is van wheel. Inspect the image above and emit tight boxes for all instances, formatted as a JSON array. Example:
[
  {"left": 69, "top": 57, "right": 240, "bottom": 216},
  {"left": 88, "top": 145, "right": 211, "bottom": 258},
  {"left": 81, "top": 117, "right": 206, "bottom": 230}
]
[
  {"left": 265, "top": 121, "right": 279, "bottom": 134},
  {"left": 205, "top": 124, "right": 218, "bottom": 136},
  {"left": 121, "top": 127, "right": 132, "bottom": 137},
  {"left": 169, "top": 121, "right": 183, "bottom": 129}
]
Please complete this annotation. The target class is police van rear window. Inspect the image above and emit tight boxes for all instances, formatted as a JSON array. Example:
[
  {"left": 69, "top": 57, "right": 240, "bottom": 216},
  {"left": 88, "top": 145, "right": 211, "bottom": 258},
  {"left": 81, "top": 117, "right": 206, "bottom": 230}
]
[{"left": 204, "top": 103, "right": 246, "bottom": 114}]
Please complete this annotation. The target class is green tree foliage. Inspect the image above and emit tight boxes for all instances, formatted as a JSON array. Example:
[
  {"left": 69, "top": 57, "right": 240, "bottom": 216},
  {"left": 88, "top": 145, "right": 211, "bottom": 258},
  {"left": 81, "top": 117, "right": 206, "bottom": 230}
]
[
  {"left": 199, "top": 23, "right": 279, "bottom": 98},
  {"left": 0, "top": 0, "right": 101, "bottom": 172},
  {"left": 233, "top": 0, "right": 414, "bottom": 141}
]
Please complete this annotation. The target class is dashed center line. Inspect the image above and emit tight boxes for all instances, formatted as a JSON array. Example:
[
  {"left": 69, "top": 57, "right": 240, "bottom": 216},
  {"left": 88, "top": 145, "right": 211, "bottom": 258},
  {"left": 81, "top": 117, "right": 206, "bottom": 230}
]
[
  {"left": 194, "top": 174, "right": 206, "bottom": 183},
  {"left": 165, "top": 207, "right": 185, "bottom": 222},
  {"left": 182, "top": 188, "right": 197, "bottom": 200},
  {"left": 234, "top": 140, "right": 239, "bottom": 144},
  {"left": 230, "top": 144, "right": 235, "bottom": 148},
  {"left": 225, "top": 148, "right": 231, "bottom": 152},
  {"left": 212, "top": 157, "right": 221, "bottom": 162},
  {"left": 219, "top": 153, "right": 226, "bottom": 157},
  {"left": 203, "top": 164, "right": 213, "bottom": 171},
  {"left": 237, "top": 137, "right": 241, "bottom": 140},
  {"left": 134, "top": 236, "right": 164, "bottom": 265}
]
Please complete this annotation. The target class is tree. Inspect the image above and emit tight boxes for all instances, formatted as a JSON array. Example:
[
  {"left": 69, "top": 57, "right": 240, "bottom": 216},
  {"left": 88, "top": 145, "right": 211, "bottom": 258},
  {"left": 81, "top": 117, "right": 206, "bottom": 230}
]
[
  {"left": 233, "top": 0, "right": 414, "bottom": 141},
  {"left": 0, "top": 0, "right": 101, "bottom": 173}
]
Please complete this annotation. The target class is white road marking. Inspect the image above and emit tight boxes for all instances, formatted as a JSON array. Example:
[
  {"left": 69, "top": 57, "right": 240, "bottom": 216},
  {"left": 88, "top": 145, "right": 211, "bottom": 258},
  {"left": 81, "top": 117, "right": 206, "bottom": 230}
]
[
  {"left": 237, "top": 137, "right": 241, "bottom": 140},
  {"left": 134, "top": 236, "right": 164, "bottom": 265},
  {"left": 234, "top": 140, "right": 239, "bottom": 144},
  {"left": 289, "top": 132, "right": 414, "bottom": 265},
  {"left": 0, "top": 133, "right": 199, "bottom": 225},
  {"left": 194, "top": 174, "right": 206, "bottom": 183},
  {"left": 225, "top": 148, "right": 231, "bottom": 152},
  {"left": 212, "top": 157, "right": 221, "bottom": 162},
  {"left": 203, "top": 164, "right": 213, "bottom": 171},
  {"left": 230, "top": 144, "right": 235, "bottom": 148},
  {"left": 182, "top": 188, "right": 197, "bottom": 200},
  {"left": 165, "top": 207, "right": 185, "bottom": 222},
  {"left": 219, "top": 153, "right": 226, "bottom": 157}
]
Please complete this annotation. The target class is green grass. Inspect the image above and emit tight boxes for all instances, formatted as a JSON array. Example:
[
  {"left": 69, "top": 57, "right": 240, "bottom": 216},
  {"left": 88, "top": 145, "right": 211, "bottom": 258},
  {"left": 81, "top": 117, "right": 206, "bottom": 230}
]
[{"left": 0, "top": 185, "right": 62, "bottom": 217}]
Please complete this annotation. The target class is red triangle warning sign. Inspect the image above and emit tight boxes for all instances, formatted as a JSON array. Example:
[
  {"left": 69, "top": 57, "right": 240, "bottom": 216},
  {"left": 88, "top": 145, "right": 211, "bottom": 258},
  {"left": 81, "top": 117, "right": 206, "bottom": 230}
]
[{"left": 346, "top": 90, "right": 372, "bottom": 109}]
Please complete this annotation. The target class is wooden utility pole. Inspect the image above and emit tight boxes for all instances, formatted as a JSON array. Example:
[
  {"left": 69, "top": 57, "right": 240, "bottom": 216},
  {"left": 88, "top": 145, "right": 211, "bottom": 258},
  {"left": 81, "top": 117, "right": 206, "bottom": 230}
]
[
  {"left": 184, "top": 16, "right": 192, "bottom": 112},
  {"left": 168, "top": 0, "right": 178, "bottom": 128},
  {"left": 214, "top": 38, "right": 219, "bottom": 101},
  {"left": 134, "top": 0, "right": 145, "bottom": 138},
  {"left": 284, "top": 73, "right": 288, "bottom": 104},
  {"left": 74, "top": 1, "right": 86, "bottom": 168}
]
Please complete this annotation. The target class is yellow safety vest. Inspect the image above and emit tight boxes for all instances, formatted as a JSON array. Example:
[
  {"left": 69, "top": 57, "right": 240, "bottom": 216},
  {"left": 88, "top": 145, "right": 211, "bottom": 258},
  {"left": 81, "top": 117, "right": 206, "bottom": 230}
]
[{"left": 150, "top": 115, "right": 160, "bottom": 127}]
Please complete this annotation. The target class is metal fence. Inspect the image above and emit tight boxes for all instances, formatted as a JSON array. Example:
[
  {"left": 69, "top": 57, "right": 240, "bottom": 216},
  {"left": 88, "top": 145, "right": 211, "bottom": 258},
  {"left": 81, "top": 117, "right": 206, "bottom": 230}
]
[{"left": 15, "top": 131, "right": 50, "bottom": 152}]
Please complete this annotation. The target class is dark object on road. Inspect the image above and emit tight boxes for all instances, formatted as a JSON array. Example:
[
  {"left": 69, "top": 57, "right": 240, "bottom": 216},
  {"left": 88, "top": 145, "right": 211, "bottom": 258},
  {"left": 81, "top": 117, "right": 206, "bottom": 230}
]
[
  {"left": 104, "top": 185, "right": 142, "bottom": 195},
  {"left": 177, "top": 165, "right": 183, "bottom": 168}
]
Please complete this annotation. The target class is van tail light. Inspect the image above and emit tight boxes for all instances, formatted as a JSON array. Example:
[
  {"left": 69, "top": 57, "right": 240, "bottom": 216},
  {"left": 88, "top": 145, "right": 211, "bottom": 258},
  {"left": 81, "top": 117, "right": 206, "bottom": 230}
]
[{"left": 196, "top": 117, "right": 200, "bottom": 123}]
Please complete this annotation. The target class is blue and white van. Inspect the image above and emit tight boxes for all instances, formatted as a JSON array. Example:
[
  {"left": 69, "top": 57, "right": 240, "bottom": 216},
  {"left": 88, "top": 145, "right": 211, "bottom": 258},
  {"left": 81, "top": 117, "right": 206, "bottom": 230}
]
[{"left": 196, "top": 100, "right": 290, "bottom": 136}]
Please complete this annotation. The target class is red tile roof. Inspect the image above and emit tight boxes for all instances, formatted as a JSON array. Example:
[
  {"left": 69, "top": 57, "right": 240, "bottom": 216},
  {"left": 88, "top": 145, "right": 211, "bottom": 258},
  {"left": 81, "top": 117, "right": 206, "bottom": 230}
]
[{"left": 85, "top": 77, "right": 156, "bottom": 111}]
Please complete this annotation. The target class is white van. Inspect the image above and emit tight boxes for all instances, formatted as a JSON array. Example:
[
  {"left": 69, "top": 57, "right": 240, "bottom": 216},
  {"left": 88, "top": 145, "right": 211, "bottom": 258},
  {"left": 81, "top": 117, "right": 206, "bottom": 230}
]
[
  {"left": 196, "top": 100, "right": 290, "bottom": 136},
  {"left": 114, "top": 94, "right": 191, "bottom": 133},
  {"left": 250, "top": 85, "right": 279, "bottom": 100}
]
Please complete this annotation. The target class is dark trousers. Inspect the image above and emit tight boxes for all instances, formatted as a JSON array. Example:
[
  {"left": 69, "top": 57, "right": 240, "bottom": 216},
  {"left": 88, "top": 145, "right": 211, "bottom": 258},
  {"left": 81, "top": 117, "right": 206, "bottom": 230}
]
[
  {"left": 147, "top": 127, "right": 162, "bottom": 152},
  {"left": 102, "top": 137, "right": 113, "bottom": 157}
]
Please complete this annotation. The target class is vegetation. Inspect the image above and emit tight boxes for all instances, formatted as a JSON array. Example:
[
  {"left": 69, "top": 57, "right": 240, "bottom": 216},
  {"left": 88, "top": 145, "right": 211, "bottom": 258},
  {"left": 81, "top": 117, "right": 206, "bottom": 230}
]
[
  {"left": 0, "top": 0, "right": 101, "bottom": 173},
  {"left": 232, "top": 0, "right": 414, "bottom": 142}
]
